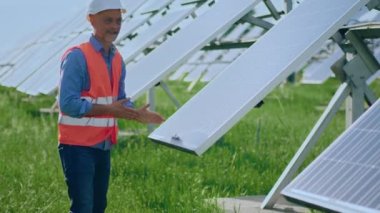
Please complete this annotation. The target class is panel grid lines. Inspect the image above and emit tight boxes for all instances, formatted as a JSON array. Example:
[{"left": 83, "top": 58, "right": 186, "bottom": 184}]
[{"left": 283, "top": 99, "right": 380, "bottom": 212}]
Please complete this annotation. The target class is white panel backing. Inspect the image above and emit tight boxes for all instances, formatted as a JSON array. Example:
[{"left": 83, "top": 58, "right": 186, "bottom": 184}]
[
  {"left": 125, "top": 0, "right": 260, "bottom": 100},
  {"left": 149, "top": 0, "right": 369, "bottom": 155}
]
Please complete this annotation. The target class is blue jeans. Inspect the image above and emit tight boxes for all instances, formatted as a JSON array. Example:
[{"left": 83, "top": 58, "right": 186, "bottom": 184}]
[{"left": 58, "top": 144, "right": 111, "bottom": 213}]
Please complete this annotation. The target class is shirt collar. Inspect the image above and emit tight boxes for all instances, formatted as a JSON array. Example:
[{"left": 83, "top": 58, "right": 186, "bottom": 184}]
[{"left": 89, "top": 34, "right": 116, "bottom": 55}]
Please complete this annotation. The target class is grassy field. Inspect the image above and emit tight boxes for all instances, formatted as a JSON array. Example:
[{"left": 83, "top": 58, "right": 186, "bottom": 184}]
[{"left": 0, "top": 76, "right": 379, "bottom": 212}]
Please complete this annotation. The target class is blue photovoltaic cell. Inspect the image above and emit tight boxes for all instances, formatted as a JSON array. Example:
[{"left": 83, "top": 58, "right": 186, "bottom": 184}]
[{"left": 283, "top": 99, "right": 380, "bottom": 213}]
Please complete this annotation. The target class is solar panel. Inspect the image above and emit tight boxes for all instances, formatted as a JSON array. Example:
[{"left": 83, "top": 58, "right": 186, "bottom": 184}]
[
  {"left": 148, "top": 0, "right": 369, "bottom": 155},
  {"left": 219, "top": 23, "right": 251, "bottom": 42},
  {"left": 3, "top": 1, "right": 198, "bottom": 95},
  {"left": 198, "top": 49, "right": 243, "bottom": 84},
  {"left": 116, "top": 15, "right": 151, "bottom": 44},
  {"left": 125, "top": 0, "right": 260, "bottom": 100},
  {"left": 123, "top": 0, "right": 146, "bottom": 16},
  {"left": 1, "top": 33, "right": 82, "bottom": 88},
  {"left": 17, "top": 33, "right": 90, "bottom": 95},
  {"left": 356, "top": 8, "right": 380, "bottom": 23},
  {"left": 184, "top": 64, "right": 207, "bottom": 82},
  {"left": 241, "top": 26, "right": 265, "bottom": 40},
  {"left": 0, "top": 43, "right": 48, "bottom": 85},
  {"left": 200, "top": 63, "right": 227, "bottom": 82},
  {"left": 301, "top": 47, "right": 343, "bottom": 84},
  {"left": 169, "top": 64, "right": 197, "bottom": 81},
  {"left": 118, "top": 7, "right": 196, "bottom": 63},
  {"left": 200, "top": 50, "right": 223, "bottom": 63},
  {"left": 282, "top": 99, "right": 380, "bottom": 213},
  {"left": 0, "top": 28, "right": 57, "bottom": 79},
  {"left": 301, "top": 8, "right": 380, "bottom": 85},
  {"left": 0, "top": 11, "right": 90, "bottom": 89},
  {"left": 171, "top": 50, "right": 223, "bottom": 83},
  {"left": 137, "top": 0, "right": 173, "bottom": 15}
]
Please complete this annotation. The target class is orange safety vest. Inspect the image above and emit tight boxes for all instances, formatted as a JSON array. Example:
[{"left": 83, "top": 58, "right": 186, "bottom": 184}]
[{"left": 58, "top": 42, "right": 122, "bottom": 146}]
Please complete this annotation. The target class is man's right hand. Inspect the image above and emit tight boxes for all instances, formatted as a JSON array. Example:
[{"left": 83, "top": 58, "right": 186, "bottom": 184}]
[
  {"left": 135, "top": 104, "right": 165, "bottom": 124},
  {"left": 111, "top": 99, "right": 165, "bottom": 124},
  {"left": 110, "top": 99, "right": 140, "bottom": 120},
  {"left": 89, "top": 99, "right": 165, "bottom": 124}
]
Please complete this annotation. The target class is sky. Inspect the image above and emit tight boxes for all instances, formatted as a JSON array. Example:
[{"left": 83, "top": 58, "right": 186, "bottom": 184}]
[{"left": 0, "top": 0, "right": 90, "bottom": 54}]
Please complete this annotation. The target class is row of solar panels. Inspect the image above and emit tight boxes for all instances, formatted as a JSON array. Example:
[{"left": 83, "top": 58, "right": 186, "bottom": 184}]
[
  {"left": 0, "top": 0, "right": 284, "bottom": 96},
  {"left": 0, "top": 0, "right": 377, "bottom": 98},
  {"left": 173, "top": 7, "right": 380, "bottom": 89},
  {"left": 0, "top": 0, "right": 197, "bottom": 95},
  {"left": 146, "top": 0, "right": 380, "bottom": 212},
  {"left": 1, "top": 0, "right": 380, "bottom": 212}
]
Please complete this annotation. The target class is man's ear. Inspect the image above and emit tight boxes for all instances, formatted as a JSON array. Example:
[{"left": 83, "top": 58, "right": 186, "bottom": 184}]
[{"left": 87, "top": 15, "right": 94, "bottom": 25}]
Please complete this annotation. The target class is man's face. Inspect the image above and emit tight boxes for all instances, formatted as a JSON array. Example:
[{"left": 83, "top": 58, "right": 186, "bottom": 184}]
[{"left": 89, "top": 9, "right": 122, "bottom": 44}]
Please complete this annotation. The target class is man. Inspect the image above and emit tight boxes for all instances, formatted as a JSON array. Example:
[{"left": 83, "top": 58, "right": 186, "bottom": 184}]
[{"left": 57, "top": 0, "right": 164, "bottom": 212}]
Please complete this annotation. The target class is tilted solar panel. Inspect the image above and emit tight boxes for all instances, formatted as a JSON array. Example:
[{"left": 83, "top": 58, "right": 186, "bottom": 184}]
[
  {"left": 125, "top": 0, "right": 260, "bottom": 100},
  {"left": 149, "top": 0, "right": 369, "bottom": 155},
  {"left": 282, "top": 99, "right": 380, "bottom": 213}
]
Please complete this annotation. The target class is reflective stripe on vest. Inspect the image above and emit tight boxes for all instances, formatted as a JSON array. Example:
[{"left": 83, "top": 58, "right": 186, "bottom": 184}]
[
  {"left": 82, "top": 96, "right": 115, "bottom": 104},
  {"left": 59, "top": 115, "right": 115, "bottom": 127},
  {"left": 58, "top": 42, "right": 122, "bottom": 146}
]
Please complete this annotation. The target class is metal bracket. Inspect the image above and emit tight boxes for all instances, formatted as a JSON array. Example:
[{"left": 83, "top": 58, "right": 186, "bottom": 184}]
[
  {"left": 202, "top": 40, "right": 256, "bottom": 50},
  {"left": 242, "top": 12, "right": 274, "bottom": 30},
  {"left": 39, "top": 99, "right": 59, "bottom": 115},
  {"left": 159, "top": 81, "right": 181, "bottom": 109},
  {"left": 0, "top": 63, "right": 13, "bottom": 68},
  {"left": 263, "top": 0, "right": 281, "bottom": 20},
  {"left": 284, "top": 0, "right": 293, "bottom": 13},
  {"left": 366, "top": 0, "right": 380, "bottom": 10},
  {"left": 345, "top": 29, "right": 380, "bottom": 74},
  {"left": 146, "top": 81, "right": 181, "bottom": 132}
]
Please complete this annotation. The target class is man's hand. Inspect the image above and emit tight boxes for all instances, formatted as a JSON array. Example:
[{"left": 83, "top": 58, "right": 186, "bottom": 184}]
[
  {"left": 135, "top": 104, "right": 165, "bottom": 124},
  {"left": 110, "top": 99, "right": 140, "bottom": 120},
  {"left": 87, "top": 99, "right": 165, "bottom": 124}
]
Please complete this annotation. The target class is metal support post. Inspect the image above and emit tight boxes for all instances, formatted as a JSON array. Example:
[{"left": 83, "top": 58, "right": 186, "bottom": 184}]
[
  {"left": 284, "top": 0, "right": 293, "bottom": 13},
  {"left": 284, "top": 0, "right": 295, "bottom": 84},
  {"left": 263, "top": 10, "right": 380, "bottom": 211},
  {"left": 262, "top": 83, "right": 351, "bottom": 208},
  {"left": 242, "top": 13, "right": 274, "bottom": 30},
  {"left": 366, "top": 0, "right": 380, "bottom": 10},
  {"left": 263, "top": 0, "right": 281, "bottom": 20},
  {"left": 160, "top": 81, "right": 181, "bottom": 109},
  {"left": 39, "top": 99, "right": 59, "bottom": 116},
  {"left": 345, "top": 30, "right": 380, "bottom": 74},
  {"left": 147, "top": 87, "right": 156, "bottom": 133}
]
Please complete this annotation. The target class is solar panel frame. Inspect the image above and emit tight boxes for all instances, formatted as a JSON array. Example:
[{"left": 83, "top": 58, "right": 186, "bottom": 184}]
[
  {"left": 282, "top": 99, "right": 380, "bottom": 213},
  {"left": 148, "top": 0, "right": 369, "bottom": 155}
]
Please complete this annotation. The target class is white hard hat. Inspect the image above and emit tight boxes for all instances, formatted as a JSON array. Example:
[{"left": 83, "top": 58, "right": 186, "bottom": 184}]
[{"left": 87, "top": 0, "right": 126, "bottom": 15}]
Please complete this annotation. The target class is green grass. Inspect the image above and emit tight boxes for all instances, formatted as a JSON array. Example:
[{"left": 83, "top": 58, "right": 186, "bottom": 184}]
[{"left": 0, "top": 76, "right": 379, "bottom": 212}]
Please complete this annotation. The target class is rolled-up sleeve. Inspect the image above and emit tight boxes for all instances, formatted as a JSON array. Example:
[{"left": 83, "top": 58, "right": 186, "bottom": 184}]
[{"left": 59, "top": 49, "right": 92, "bottom": 118}]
